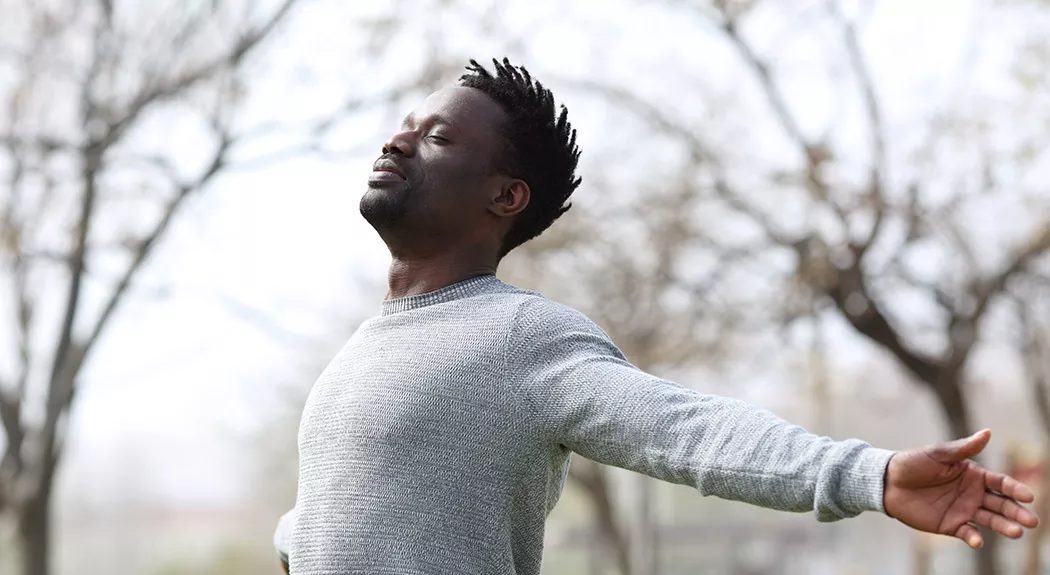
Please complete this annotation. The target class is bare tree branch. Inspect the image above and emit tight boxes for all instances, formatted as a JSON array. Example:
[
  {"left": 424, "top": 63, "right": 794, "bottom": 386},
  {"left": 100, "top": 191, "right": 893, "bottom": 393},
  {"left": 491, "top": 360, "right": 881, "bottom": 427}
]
[
  {"left": 36, "top": 3, "right": 123, "bottom": 493},
  {"left": 558, "top": 78, "right": 796, "bottom": 245},
  {"left": 713, "top": 7, "right": 851, "bottom": 230},
  {"left": 0, "top": 386, "right": 24, "bottom": 506},
  {"left": 1019, "top": 301, "right": 1050, "bottom": 438},
  {"left": 943, "top": 210, "right": 981, "bottom": 282},
  {"left": 972, "top": 223, "right": 1050, "bottom": 322},
  {"left": 82, "top": 133, "right": 233, "bottom": 367},
  {"left": 555, "top": 79, "right": 716, "bottom": 165},
  {"left": 796, "top": 243, "right": 943, "bottom": 387},
  {"left": 33, "top": 3, "right": 303, "bottom": 494},
  {"left": 105, "top": 0, "right": 300, "bottom": 145},
  {"left": 0, "top": 136, "right": 79, "bottom": 154},
  {"left": 0, "top": 14, "right": 43, "bottom": 516},
  {"left": 0, "top": 10, "right": 309, "bottom": 569},
  {"left": 891, "top": 261, "right": 957, "bottom": 315},
  {"left": 42, "top": 146, "right": 101, "bottom": 460},
  {"left": 710, "top": 179, "right": 794, "bottom": 246},
  {"left": 827, "top": 0, "right": 888, "bottom": 255},
  {"left": 718, "top": 13, "right": 806, "bottom": 146}
]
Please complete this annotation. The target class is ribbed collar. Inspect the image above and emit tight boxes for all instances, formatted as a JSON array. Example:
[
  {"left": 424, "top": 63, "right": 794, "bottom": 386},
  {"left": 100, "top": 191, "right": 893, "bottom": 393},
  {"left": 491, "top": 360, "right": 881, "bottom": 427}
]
[{"left": 381, "top": 274, "right": 503, "bottom": 316}]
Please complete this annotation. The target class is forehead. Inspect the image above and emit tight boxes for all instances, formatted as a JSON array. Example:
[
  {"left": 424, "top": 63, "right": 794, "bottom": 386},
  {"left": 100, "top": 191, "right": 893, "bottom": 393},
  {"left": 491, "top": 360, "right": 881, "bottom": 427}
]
[{"left": 406, "top": 86, "right": 507, "bottom": 135}]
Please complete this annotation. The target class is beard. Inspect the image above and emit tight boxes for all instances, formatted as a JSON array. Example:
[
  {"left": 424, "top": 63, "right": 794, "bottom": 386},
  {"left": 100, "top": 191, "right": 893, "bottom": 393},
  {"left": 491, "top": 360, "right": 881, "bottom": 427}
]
[{"left": 359, "top": 185, "right": 411, "bottom": 232}]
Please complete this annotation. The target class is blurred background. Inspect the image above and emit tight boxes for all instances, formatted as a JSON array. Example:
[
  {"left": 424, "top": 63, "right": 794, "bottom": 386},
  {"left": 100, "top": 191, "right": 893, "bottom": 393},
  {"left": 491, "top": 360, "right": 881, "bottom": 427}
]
[{"left": 0, "top": 0, "right": 1049, "bottom": 573}]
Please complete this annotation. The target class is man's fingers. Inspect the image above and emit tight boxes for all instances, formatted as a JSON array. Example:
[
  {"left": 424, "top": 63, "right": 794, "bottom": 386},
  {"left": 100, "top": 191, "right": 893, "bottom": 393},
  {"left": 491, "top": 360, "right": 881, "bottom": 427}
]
[
  {"left": 985, "top": 471, "right": 1036, "bottom": 504},
  {"left": 930, "top": 429, "right": 991, "bottom": 463},
  {"left": 955, "top": 523, "right": 984, "bottom": 549},
  {"left": 973, "top": 508, "right": 1025, "bottom": 539},
  {"left": 983, "top": 492, "right": 1040, "bottom": 528}
]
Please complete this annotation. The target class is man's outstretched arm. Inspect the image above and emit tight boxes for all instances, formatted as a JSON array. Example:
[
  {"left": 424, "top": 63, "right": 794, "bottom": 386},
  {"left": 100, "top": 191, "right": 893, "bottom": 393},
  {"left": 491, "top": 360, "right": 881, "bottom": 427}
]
[{"left": 508, "top": 297, "right": 1038, "bottom": 544}]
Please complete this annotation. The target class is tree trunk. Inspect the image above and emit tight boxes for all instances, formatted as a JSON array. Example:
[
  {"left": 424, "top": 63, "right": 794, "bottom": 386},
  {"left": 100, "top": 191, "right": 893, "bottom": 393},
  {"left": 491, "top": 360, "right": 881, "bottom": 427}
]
[
  {"left": 935, "top": 378, "right": 999, "bottom": 575},
  {"left": 1022, "top": 455, "right": 1050, "bottom": 575},
  {"left": 632, "top": 475, "right": 658, "bottom": 575},
  {"left": 572, "top": 458, "right": 631, "bottom": 575},
  {"left": 17, "top": 494, "right": 51, "bottom": 575},
  {"left": 595, "top": 476, "right": 631, "bottom": 575}
]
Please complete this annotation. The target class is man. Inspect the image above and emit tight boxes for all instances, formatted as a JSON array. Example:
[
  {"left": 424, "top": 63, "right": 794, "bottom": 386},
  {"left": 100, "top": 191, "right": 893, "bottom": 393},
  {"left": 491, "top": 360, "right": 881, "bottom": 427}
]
[{"left": 276, "top": 58, "right": 1039, "bottom": 574}]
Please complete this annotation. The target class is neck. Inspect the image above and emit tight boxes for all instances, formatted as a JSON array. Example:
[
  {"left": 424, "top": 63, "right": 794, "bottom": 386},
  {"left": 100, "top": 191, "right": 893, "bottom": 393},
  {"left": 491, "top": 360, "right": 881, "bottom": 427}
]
[{"left": 386, "top": 246, "right": 499, "bottom": 300}]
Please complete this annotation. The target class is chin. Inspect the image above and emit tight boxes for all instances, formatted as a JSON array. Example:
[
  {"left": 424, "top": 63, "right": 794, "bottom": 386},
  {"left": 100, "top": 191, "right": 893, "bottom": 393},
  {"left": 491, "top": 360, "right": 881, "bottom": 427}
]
[{"left": 359, "top": 188, "right": 409, "bottom": 231}]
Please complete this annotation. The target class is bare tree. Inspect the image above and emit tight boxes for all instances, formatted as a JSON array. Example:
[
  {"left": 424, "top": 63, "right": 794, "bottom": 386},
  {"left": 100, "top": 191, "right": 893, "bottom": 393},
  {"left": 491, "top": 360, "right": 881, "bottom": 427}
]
[
  {"left": 0, "top": 2, "right": 304, "bottom": 573},
  {"left": 507, "top": 2, "right": 1050, "bottom": 574}
]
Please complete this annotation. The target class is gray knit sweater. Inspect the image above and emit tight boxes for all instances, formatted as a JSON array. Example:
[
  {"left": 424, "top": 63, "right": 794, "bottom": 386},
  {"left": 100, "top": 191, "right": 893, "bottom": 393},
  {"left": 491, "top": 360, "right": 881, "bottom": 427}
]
[{"left": 280, "top": 274, "right": 894, "bottom": 574}]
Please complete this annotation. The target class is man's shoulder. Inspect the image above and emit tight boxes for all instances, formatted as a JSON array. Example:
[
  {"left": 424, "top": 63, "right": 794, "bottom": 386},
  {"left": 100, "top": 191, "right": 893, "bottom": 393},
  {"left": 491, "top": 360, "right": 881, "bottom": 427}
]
[
  {"left": 503, "top": 293, "right": 628, "bottom": 374},
  {"left": 509, "top": 293, "right": 610, "bottom": 342}
]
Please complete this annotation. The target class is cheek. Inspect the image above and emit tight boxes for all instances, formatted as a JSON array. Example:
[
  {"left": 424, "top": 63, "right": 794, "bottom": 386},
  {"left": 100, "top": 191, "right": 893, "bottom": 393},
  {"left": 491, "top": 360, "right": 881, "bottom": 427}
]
[{"left": 426, "top": 156, "right": 491, "bottom": 202}]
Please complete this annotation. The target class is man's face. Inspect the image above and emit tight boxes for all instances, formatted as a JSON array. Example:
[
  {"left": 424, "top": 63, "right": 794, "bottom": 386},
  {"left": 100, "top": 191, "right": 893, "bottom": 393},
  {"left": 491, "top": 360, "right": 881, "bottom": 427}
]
[{"left": 360, "top": 86, "right": 510, "bottom": 247}]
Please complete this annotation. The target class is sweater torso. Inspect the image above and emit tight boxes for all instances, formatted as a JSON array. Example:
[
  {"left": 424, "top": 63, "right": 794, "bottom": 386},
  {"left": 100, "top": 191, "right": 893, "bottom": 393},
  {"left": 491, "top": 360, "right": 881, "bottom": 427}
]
[{"left": 291, "top": 276, "right": 563, "bottom": 575}]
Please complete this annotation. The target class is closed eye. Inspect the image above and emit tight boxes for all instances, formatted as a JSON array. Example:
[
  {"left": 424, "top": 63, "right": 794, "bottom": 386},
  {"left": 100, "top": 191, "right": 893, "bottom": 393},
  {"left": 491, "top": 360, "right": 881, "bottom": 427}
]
[{"left": 427, "top": 134, "right": 449, "bottom": 144}]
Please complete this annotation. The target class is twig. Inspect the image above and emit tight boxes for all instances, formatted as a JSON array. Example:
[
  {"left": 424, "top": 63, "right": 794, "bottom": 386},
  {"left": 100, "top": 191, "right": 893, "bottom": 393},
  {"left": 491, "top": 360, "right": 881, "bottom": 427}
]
[
  {"left": 714, "top": 7, "right": 851, "bottom": 231},
  {"left": 972, "top": 223, "right": 1050, "bottom": 322},
  {"left": 827, "top": 0, "right": 888, "bottom": 256}
]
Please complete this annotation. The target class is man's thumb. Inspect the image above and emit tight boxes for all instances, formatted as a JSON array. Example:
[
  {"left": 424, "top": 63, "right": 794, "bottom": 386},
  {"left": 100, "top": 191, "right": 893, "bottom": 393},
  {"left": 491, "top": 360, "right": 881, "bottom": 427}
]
[{"left": 930, "top": 429, "right": 992, "bottom": 463}]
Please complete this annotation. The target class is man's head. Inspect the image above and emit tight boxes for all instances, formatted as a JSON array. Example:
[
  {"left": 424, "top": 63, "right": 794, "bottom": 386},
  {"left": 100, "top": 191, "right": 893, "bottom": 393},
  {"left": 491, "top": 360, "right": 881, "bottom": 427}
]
[{"left": 360, "top": 58, "right": 582, "bottom": 260}]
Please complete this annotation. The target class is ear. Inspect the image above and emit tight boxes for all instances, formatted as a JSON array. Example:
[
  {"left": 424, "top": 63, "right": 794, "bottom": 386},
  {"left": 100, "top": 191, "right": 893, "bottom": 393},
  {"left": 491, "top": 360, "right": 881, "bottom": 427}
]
[{"left": 488, "top": 178, "right": 530, "bottom": 218}]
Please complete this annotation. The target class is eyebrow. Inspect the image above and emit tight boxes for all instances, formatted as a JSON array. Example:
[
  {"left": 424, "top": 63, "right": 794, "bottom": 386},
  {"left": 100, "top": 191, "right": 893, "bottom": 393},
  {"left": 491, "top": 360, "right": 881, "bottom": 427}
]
[{"left": 401, "top": 113, "right": 455, "bottom": 130}]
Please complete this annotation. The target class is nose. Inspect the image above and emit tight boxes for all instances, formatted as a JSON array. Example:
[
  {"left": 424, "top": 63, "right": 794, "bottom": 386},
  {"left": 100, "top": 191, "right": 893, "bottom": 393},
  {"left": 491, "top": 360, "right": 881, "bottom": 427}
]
[{"left": 381, "top": 130, "right": 415, "bottom": 157}]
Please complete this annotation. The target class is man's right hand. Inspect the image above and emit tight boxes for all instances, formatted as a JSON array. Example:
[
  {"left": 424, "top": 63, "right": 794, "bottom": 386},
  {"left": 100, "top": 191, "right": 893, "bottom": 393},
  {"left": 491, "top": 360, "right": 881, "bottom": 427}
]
[{"left": 883, "top": 429, "right": 1039, "bottom": 548}]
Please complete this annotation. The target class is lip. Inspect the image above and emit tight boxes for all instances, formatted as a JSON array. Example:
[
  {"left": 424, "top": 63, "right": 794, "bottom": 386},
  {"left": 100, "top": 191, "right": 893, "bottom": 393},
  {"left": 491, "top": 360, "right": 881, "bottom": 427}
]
[
  {"left": 371, "top": 159, "right": 406, "bottom": 180},
  {"left": 368, "top": 171, "right": 406, "bottom": 184}
]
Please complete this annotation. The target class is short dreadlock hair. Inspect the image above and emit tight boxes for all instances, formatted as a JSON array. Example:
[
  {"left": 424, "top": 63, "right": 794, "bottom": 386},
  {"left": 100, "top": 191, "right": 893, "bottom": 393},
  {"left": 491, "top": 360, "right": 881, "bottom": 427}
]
[{"left": 459, "top": 58, "right": 582, "bottom": 258}]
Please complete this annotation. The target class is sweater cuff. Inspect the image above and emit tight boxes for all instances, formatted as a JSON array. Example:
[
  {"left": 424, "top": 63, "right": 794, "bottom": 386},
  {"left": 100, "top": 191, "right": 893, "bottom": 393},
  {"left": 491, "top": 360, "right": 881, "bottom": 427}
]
[{"left": 841, "top": 447, "right": 896, "bottom": 515}]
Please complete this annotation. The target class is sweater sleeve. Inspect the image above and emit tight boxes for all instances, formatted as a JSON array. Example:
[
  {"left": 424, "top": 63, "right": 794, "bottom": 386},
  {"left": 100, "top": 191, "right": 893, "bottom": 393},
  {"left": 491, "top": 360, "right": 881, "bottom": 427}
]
[{"left": 507, "top": 296, "right": 895, "bottom": 522}]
